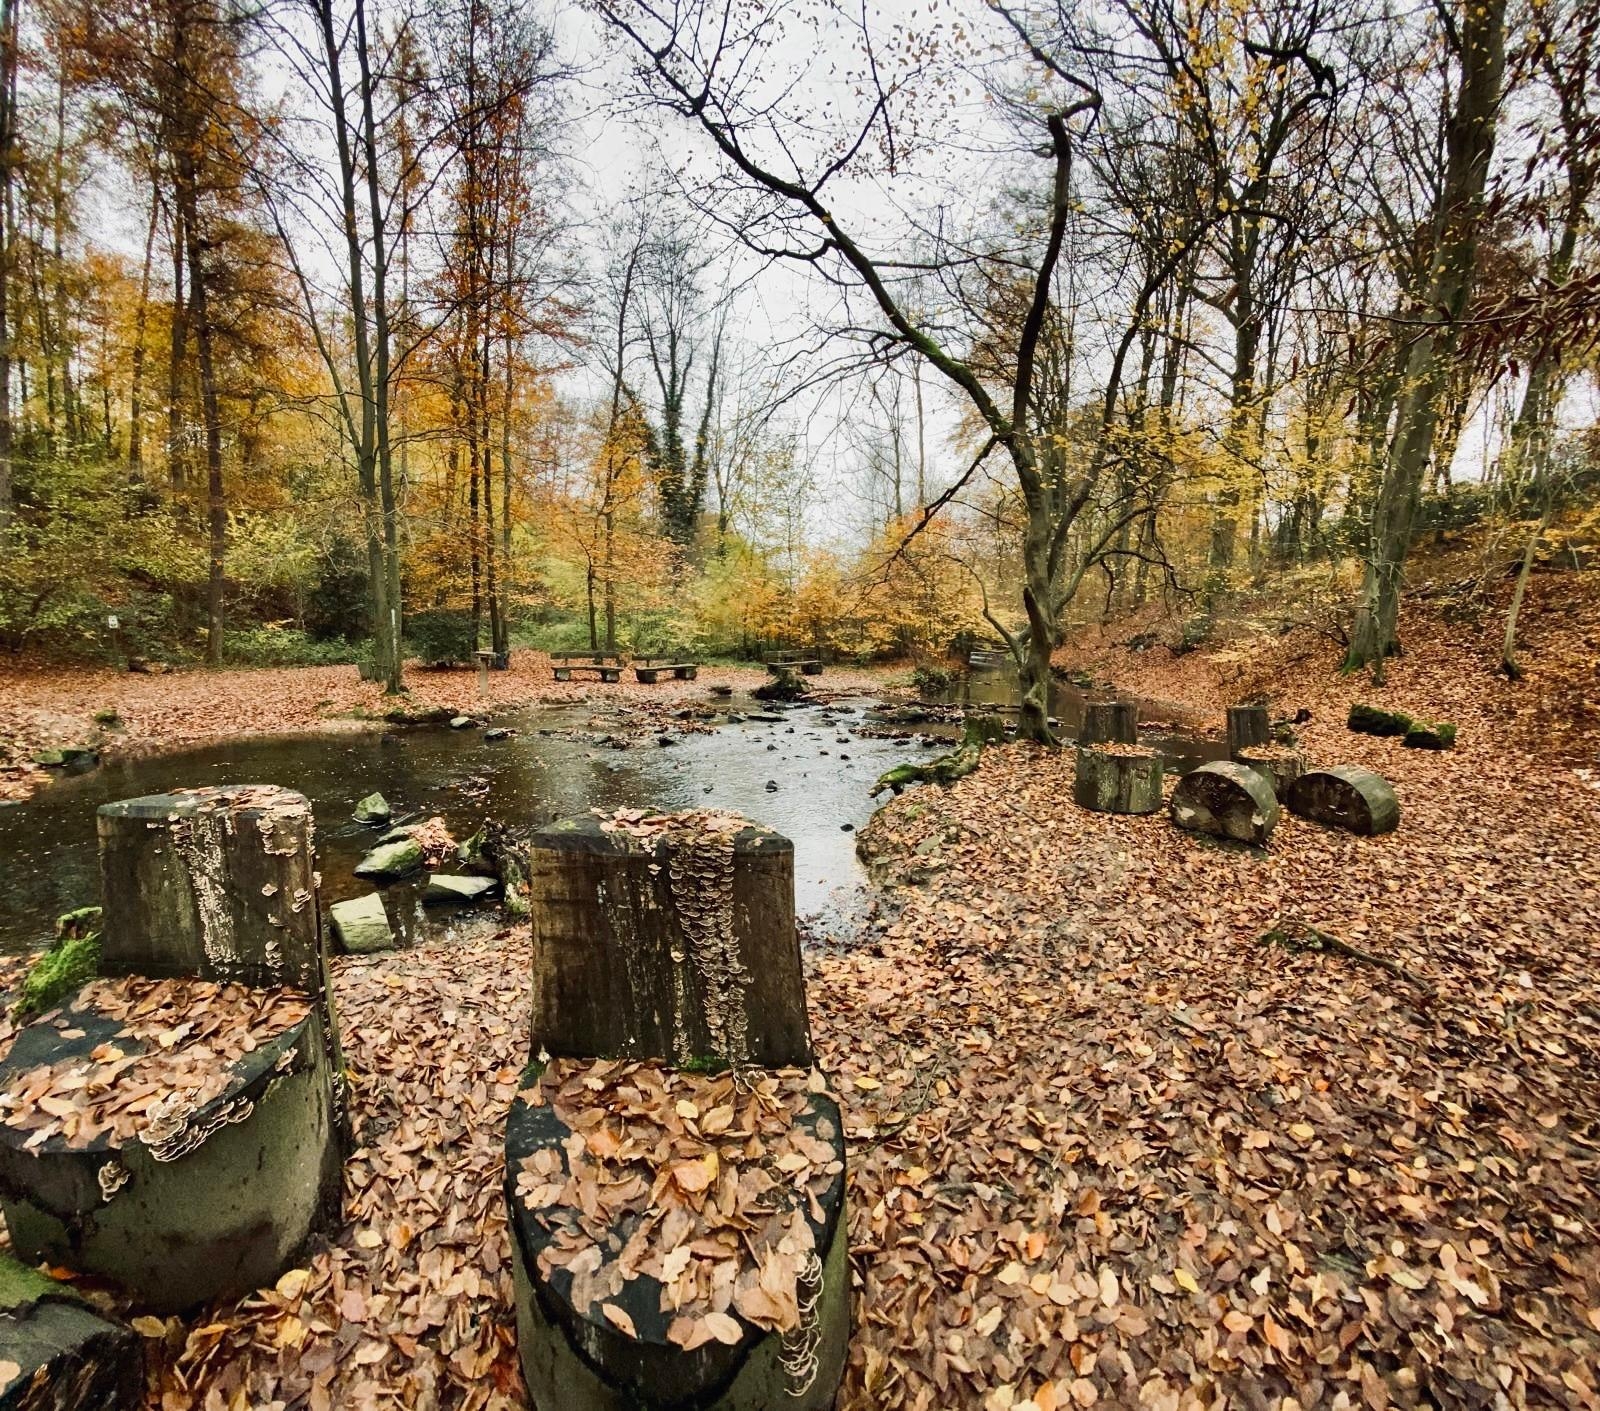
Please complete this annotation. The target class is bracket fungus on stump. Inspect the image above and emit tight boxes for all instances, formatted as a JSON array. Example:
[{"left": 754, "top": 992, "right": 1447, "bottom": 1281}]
[
  {"left": 0, "top": 787, "right": 345, "bottom": 1312},
  {"left": 1170, "top": 761, "right": 1281, "bottom": 847},
  {"left": 509, "top": 809, "right": 848, "bottom": 1411}
]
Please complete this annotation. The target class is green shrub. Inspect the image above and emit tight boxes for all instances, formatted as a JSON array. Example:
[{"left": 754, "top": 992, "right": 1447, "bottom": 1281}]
[
  {"left": 911, "top": 662, "right": 958, "bottom": 696},
  {"left": 405, "top": 609, "right": 476, "bottom": 665},
  {"left": 223, "top": 627, "right": 361, "bottom": 668}
]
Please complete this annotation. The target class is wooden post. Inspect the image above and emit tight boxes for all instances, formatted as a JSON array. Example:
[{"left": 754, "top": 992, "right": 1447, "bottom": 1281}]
[
  {"left": 476, "top": 648, "right": 495, "bottom": 697},
  {"left": 97, "top": 786, "right": 323, "bottom": 990},
  {"left": 1169, "top": 761, "right": 1281, "bottom": 846},
  {"left": 1226, "top": 704, "right": 1271, "bottom": 757},
  {"left": 1079, "top": 700, "right": 1138, "bottom": 746},
  {"left": 526, "top": 814, "right": 810, "bottom": 1068}
]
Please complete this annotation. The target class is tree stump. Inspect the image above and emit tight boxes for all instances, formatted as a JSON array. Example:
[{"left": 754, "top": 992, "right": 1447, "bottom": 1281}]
[
  {"left": 96, "top": 787, "right": 324, "bottom": 992},
  {"left": 1226, "top": 704, "right": 1271, "bottom": 757},
  {"left": 1073, "top": 747, "right": 1164, "bottom": 814},
  {"left": 1169, "top": 761, "right": 1281, "bottom": 846},
  {"left": 962, "top": 713, "right": 1007, "bottom": 747},
  {"left": 0, "top": 985, "right": 342, "bottom": 1312},
  {"left": 506, "top": 1071, "right": 849, "bottom": 1411},
  {"left": 527, "top": 814, "right": 810, "bottom": 1069},
  {"left": 0, "top": 787, "right": 345, "bottom": 1312},
  {"left": 1234, "top": 746, "right": 1307, "bottom": 801},
  {"left": 0, "top": 1256, "right": 141, "bottom": 1410},
  {"left": 511, "top": 814, "right": 846, "bottom": 1410},
  {"left": 1287, "top": 766, "right": 1400, "bottom": 836},
  {"left": 1078, "top": 701, "right": 1138, "bottom": 746}
]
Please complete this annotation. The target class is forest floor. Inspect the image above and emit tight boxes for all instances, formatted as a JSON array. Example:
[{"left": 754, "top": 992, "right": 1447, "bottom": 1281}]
[
  {"left": 0, "top": 652, "right": 897, "bottom": 802},
  {"left": 94, "top": 547, "right": 1599, "bottom": 1411}
]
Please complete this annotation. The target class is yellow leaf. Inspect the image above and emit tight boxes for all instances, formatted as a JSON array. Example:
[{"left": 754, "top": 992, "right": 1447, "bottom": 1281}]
[
  {"left": 1289, "top": 1123, "right": 1315, "bottom": 1142},
  {"left": 853, "top": 1075, "right": 882, "bottom": 1091},
  {"left": 0, "top": 1360, "right": 19, "bottom": 1385},
  {"left": 703, "top": 1310, "right": 743, "bottom": 1345},
  {"left": 602, "top": 1303, "right": 638, "bottom": 1338},
  {"left": 675, "top": 1099, "right": 700, "bottom": 1121},
  {"left": 131, "top": 1316, "right": 167, "bottom": 1338},
  {"left": 1175, "top": 1268, "right": 1200, "bottom": 1293}
]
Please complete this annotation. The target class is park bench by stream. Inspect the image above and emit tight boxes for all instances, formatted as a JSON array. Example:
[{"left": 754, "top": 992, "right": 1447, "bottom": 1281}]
[
  {"left": 551, "top": 652, "right": 623, "bottom": 682},
  {"left": 766, "top": 652, "right": 824, "bottom": 677},
  {"left": 632, "top": 657, "right": 699, "bottom": 683}
]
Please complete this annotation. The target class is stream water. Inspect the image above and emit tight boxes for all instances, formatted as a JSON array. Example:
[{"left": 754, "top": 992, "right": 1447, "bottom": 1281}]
[{"left": 0, "top": 695, "right": 941, "bottom": 955}]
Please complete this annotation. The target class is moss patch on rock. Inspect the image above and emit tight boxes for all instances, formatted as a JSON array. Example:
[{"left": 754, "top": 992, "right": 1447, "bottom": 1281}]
[{"left": 15, "top": 934, "right": 100, "bottom": 1019}]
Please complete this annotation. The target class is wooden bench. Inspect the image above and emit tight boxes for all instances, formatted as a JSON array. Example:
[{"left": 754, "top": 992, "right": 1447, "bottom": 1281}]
[
  {"left": 967, "top": 648, "right": 1010, "bottom": 670},
  {"left": 552, "top": 652, "right": 623, "bottom": 683},
  {"left": 767, "top": 652, "right": 824, "bottom": 677},
  {"left": 633, "top": 657, "right": 699, "bottom": 683}
]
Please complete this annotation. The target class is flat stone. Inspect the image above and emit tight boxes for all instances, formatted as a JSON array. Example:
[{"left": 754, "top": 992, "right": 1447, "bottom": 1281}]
[
  {"left": 484, "top": 727, "right": 513, "bottom": 742},
  {"left": 422, "top": 874, "right": 498, "bottom": 906},
  {"left": 353, "top": 838, "right": 424, "bottom": 881},
  {"left": 352, "top": 792, "right": 391, "bottom": 825},
  {"left": 450, "top": 716, "right": 474, "bottom": 730},
  {"left": 329, "top": 894, "right": 394, "bottom": 954}
]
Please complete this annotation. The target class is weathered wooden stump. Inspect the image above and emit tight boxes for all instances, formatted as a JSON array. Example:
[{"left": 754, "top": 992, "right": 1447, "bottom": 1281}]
[
  {"left": 1234, "top": 746, "right": 1307, "bottom": 801},
  {"left": 1287, "top": 766, "right": 1400, "bottom": 836},
  {"left": 527, "top": 813, "right": 810, "bottom": 1068},
  {"left": 0, "top": 787, "right": 345, "bottom": 1312},
  {"left": 1170, "top": 761, "right": 1281, "bottom": 846},
  {"left": 0, "top": 1255, "right": 141, "bottom": 1410},
  {"left": 1226, "top": 704, "right": 1271, "bottom": 757},
  {"left": 510, "top": 812, "right": 847, "bottom": 1411},
  {"left": 1073, "top": 746, "right": 1163, "bottom": 815},
  {"left": 1078, "top": 700, "right": 1138, "bottom": 747}
]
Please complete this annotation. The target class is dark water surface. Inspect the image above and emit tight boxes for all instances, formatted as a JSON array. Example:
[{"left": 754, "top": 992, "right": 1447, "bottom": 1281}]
[{"left": 0, "top": 695, "right": 941, "bottom": 955}]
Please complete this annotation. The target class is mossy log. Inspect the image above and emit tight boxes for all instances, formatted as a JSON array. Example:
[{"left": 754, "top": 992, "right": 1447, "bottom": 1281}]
[
  {"left": 0, "top": 1005, "right": 342, "bottom": 1313},
  {"left": 526, "top": 816, "right": 810, "bottom": 1068},
  {"left": 1402, "top": 721, "right": 1457, "bottom": 750},
  {"left": 870, "top": 742, "right": 981, "bottom": 798},
  {"left": 1287, "top": 766, "right": 1400, "bottom": 836},
  {"left": 1226, "top": 704, "right": 1270, "bottom": 757},
  {"left": 1170, "top": 761, "right": 1281, "bottom": 846},
  {"left": 0, "top": 1255, "right": 141, "bottom": 1411},
  {"left": 1234, "top": 748, "right": 1307, "bottom": 801},
  {"left": 1073, "top": 748, "right": 1163, "bottom": 814},
  {"left": 1078, "top": 701, "right": 1138, "bottom": 746},
  {"left": 1347, "top": 702, "right": 1411, "bottom": 737},
  {"left": 506, "top": 1089, "right": 848, "bottom": 1411}
]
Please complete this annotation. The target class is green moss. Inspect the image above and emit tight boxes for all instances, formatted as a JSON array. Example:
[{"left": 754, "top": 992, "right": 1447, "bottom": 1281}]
[
  {"left": 676, "top": 1055, "right": 730, "bottom": 1075},
  {"left": 15, "top": 935, "right": 100, "bottom": 1019},
  {"left": 961, "top": 714, "right": 1008, "bottom": 747},
  {"left": 1402, "top": 721, "right": 1457, "bottom": 750},
  {"left": 55, "top": 906, "right": 102, "bottom": 941},
  {"left": 520, "top": 1058, "right": 548, "bottom": 1088},
  {"left": 92, "top": 708, "right": 121, "bottom": 727},
  {"left": 0, "top": 1253, "right": 81, "bottom": 1312},
  {"left": 1348, "top": 703, "right": 1413, "bottom": 737}
]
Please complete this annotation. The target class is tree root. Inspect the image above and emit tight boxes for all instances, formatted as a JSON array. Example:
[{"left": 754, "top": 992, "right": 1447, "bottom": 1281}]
[{"left": 870, "top": 741, "right": 981, "bottom": 798}]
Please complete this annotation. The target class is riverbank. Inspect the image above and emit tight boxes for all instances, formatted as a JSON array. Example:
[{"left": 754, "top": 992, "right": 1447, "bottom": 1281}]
[
  {"left": 0, "top": 653, "right": 902, "bottom": 803},
  {"left": 94, "top": 590, "right": 1599, "bottom": 1409}
]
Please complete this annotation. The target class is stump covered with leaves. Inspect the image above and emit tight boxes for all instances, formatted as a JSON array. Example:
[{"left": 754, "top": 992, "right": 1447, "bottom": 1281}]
[
  {"left": 1287, "top": 766, "right": 1401, "bottom": 836},
  {"left": 512, "top": 809, "right": 848, "bottom": 1411},
  {"left": 1169, "top": 760, "right": 1281, "bottom": 846},
  {"left": 0, "top": 1254, "right": 141, "bottom": 1411},
  {"left": 1233, "top": 744, "right": 1307, "bottom": 801},
  {"left": 0, "top": 787, "right": 345, "bottom": 1312},
  {"left": 1073, "top": 746, "right": 1164, "bottom": 815}
]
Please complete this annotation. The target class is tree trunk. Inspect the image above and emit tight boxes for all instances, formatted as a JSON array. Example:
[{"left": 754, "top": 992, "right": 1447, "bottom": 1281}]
[
  {"left": 0, "top": 0, "right": 15, "bottom": 532},
  {"left": 1348, "top": 0, "right": 1507, "bottom": 671},
  {"left": 127, "top": 186, "right": 160, "bottom": 481}
]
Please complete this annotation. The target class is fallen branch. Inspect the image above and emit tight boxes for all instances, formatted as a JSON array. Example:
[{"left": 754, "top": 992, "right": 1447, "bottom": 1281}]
[{"left": 1260, "top": 919, "right": 1437, "bottom": 1000}]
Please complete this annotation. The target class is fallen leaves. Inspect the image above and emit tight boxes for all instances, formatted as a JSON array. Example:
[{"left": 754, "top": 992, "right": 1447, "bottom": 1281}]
[{"left": 0, "top": 978, "right": 309, "bottom": 1150}]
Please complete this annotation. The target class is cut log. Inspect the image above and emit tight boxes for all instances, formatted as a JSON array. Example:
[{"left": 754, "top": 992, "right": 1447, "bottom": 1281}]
[
  {"left": 1226, "top": 704, "right": 1270, "bottom": 757},
  {"left": 1078, "top": 701, "right": 1138, "bottom": 746},
  {"left": 1170, "top": 761, "right": 1281, "bottom": 846},
  {"left": 1234, "top": 746, "right": 1307, "bottom": 801},
  {"left": 506, "top": 1080, "right": 849, "bottom": 1411},
  {"left": 1287, "top": 766, "right": 1400, "bottom": 835},
  {"left": 961, "top": 713, "right": 1007, "bottom": 746},
  {"left": 527, "top": 814, "right": 810, "bottom": 1068},
  {"left": 0, "top": 1255, "right": 141, "bottom": 1411},
  {"left": 96, "top": 787, "right": 324, "bottom": 993},
  {"left": 1073, "top": 747, "right": 1163, "bottom": 814}
]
